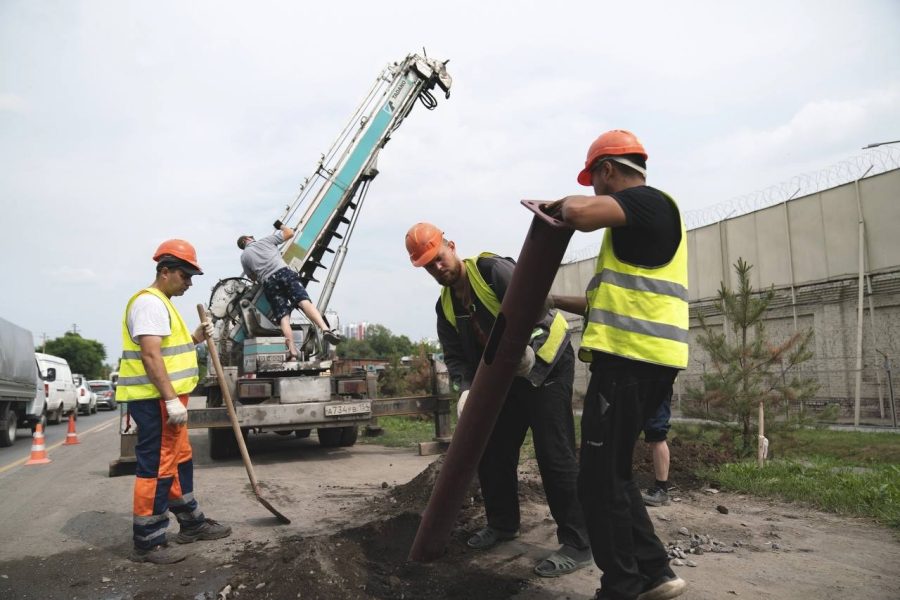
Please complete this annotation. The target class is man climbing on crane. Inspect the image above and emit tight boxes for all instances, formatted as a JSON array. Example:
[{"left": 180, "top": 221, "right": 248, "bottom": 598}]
[
  {"left": 406, "top": 222, "right": 592, "bottom": 578},
  {"left": 237, "top": 222, "right": 343, "bottom": 359}
]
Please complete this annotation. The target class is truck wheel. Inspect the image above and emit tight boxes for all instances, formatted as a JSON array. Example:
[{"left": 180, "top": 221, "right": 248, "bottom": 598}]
[
  {"left": 0, "top": 404, "right": 16, "bottom": 447},
  {"left": 208, "top": 427, "right": 243, "bottom": 460},
  {"left": 316, "top": 427, "right": 343, "bottom": 448},
  {"left": 294, "top": 429, "right": 311, "bottom": 439},
  {"left": 339, "top": 426, "right": 358, "bottom": 447}
]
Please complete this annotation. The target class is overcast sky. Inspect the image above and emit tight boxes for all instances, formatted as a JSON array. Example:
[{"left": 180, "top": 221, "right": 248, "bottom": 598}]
[{"left": 1, "top": 0, "right": 899, "bottom": 364}]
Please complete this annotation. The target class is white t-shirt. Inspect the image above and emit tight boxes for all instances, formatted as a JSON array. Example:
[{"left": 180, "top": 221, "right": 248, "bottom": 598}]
[{"left": 127, "top": 294, "right": 171, "bottom": 343}]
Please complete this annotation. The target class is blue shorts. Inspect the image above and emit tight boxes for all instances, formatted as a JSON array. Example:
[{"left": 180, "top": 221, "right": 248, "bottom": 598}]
[
  {"left": 643, "top": 386, "right": 672, "bottom": 443},
  {"left": 263, "top": 267, "right": 311, "bottom": 322}
]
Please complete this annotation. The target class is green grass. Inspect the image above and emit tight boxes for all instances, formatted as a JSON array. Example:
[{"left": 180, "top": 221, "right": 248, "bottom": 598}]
[
  {"left": 361, "top": 408, "right": 900, "bottom": 529},
  {"left": 359, "top": 416, "right": 441, "bottom": 448},
  {"left": 706, "top": 458, "right": 900, "bottom": 529},
  {"left": 359, "top": 408, "right": 584, "bottom": 461}
]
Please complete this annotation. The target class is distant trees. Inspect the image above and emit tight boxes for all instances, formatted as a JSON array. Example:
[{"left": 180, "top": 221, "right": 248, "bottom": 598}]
[
  {"left": 41, "top": 332, "right": 107, "bottom": 379},
  {"left": 336, "top": 324, "right": 435, "bottom": 360},
  {"left": 334, "top": 324, "right": 441, "bottom": 397}
]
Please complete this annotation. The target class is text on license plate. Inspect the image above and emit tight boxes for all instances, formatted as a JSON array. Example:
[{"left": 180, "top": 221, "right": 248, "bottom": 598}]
[{"left": 325, "top": 401, "right": 371, "bottom": 417}]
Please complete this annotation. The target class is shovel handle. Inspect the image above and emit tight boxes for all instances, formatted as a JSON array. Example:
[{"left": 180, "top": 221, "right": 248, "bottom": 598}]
[{"left": 196, "top": 305, "right": 260, "bottom": 489}]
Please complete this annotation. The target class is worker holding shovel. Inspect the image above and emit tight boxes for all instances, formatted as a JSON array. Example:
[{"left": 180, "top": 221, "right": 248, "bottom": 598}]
[{"left": 116, "top": 239, "right": 232, "bottom": 564}]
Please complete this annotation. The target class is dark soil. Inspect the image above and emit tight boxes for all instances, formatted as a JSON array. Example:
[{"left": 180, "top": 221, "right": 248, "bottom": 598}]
[
  {"left": 632, "top": 435, "right": 737, "bottom": 490},
  {"left": 225, "top": 512, "right": 527, "bottom": 600},
  {"left": 192, "top": 437, "right": 736, "bottom": 600}
]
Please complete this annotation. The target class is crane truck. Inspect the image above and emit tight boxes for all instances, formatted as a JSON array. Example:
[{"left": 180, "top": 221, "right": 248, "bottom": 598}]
[{"left": 109, "top": 52, "right": 453, "bottom": 472}]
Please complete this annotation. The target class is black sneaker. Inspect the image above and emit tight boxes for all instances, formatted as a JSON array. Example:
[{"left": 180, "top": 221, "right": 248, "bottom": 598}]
[
  {"left": 322, "top": 329, "right": 344, "bottom": 345},
  {"left": 642, "top": 486, "right": 670, "bottom": 507},
  {"left": 130, "top": 543, "right": 188, "bottom": 564},
  {"left": 637, "top": 573, "right": 687, "bottom": 600},
  {"left": 175, "top": 518, "right": 232, "bottom": 544}
]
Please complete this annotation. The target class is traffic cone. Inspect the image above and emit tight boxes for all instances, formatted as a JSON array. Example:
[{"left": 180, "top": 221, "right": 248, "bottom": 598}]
[
  {"left": 25, "top": 423, "right": 52, "bottom": 465},
  {"left": 63, "top": 413, "right": 80, "bottom": 445}
]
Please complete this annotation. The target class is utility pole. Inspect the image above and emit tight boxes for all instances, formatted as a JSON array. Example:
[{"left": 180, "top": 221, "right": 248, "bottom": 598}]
[
  {"left": 71, "top": 323, "right": 80, "bottom": 335},
  {"left": 40, "top": 333, "right": 47, "bottom": 353}
]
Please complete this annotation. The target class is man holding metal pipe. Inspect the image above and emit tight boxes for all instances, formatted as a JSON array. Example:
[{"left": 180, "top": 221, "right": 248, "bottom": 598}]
[
  {"left": 544, "top": 130, "right": 688, "bottom": 600},
  {"left": 405, "top": 222, "right": 591, "bottom": 577}
]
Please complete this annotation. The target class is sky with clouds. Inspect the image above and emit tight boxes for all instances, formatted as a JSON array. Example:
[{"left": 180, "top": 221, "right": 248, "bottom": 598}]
[{"left": 1, "top": 0, "right": 899, "bottom": 364}]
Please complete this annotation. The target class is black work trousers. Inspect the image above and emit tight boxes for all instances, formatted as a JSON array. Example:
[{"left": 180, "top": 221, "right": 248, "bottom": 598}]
[
  {"left": 578, "top": 357, "right": 678, "bottom": 599},
  {"left": 478, "top": 345, "right": 590, "bottom": 551}
]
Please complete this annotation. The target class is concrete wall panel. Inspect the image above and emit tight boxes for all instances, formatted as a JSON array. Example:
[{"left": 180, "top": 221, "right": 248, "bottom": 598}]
[
  {"left": 725, "top": 214, "right": 761, "bottom": 289},
  {"left": 754, "top": 206, "right": 792, "bottom": 288},
  {"left": 786, "top": 194, "right": 829, "bottom": 283},
  {"left": 860, "top": 169, "right": 900, "bottom": 271},
  {"left": 820, "top": 184, "right": 860, "bottom": 278}
]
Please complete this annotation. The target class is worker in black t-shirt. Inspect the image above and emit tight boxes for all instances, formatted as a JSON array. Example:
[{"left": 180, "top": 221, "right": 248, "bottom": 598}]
[{"left": 545, "top": 130, "right": 689, "bottom": 600}]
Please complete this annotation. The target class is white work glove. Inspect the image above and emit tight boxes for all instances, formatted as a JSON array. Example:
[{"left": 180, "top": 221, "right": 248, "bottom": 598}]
[
  {"left": 165, "top": 398, "right": 188, "bottom": 426},
  {"left": 193, "top": 321, "right": 215, "bottom": 342},
  {"left": 456, "top": 390, "right": 470, "bottom": 418},
  {"left": 515, "top": 345, "right": 535, "bottom": 377}
]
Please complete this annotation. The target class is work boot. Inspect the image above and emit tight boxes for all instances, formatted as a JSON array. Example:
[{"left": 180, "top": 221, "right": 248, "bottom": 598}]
[
  {"left": 322, "top": 329, "right": 344, "bottom": 345},
  {"left": 130, "top": 543, "right": 188, "bottom": 564},
  {"left": 637, "top": 573, "right": 687, "bottom": 600},
  {"left": 175, "top": 518, "right": 232, "bottom": 544},
  {"left": 642, "top": 486, "right": 670, "bottom": 507}
]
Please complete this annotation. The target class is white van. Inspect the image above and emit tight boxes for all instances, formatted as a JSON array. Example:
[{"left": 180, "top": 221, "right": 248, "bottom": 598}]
[{"left": 35, "top": 352, "right": 78, "bottom": 424}]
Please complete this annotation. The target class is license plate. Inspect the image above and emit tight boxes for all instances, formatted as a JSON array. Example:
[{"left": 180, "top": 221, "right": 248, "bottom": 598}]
[{"left": 325, "top": 401, "right": 371, "bottom": 417}]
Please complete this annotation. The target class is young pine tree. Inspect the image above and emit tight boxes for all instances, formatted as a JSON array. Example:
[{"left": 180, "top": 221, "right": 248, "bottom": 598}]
[{"left": 687, "top": 258, "right": 818, "bottom": 458}]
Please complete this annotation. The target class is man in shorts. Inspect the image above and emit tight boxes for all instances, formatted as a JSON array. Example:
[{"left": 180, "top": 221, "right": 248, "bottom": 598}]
[
  {"left": 237, "top": 223, "right": 343, "bottom": 358},
  {"left": 641, "top": 386, "right": 673, "bottom": 507}
]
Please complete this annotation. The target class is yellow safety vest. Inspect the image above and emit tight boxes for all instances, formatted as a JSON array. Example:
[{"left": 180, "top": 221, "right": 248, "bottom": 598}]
[
  {"left": 116, "top": 287, "right": 199, "bottom": 401},
  {"left": 440, "top": 253, "right": 569, "bottom": 365},
  {"left": 579, "top": 192, "right": 689, "bottom": 368}
]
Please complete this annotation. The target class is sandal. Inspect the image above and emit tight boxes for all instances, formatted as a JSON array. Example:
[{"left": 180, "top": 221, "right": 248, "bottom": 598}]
[
  {"left": 466, "top": 526, "right": 518, "bottom": 550},
  {"left": 533, "top": 549, "right": 593, "bottom": 578}
]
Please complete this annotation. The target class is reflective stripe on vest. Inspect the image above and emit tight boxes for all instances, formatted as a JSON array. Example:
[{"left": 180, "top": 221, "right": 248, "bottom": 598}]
[
  {"left": 116, "top": 287, "right": 199, "bottom": 401},
  {"left": 579, "top": 191, "right": 689, "bottom": 368},
  {"left": 439, "top": 252, "right": 568, "bottom": 365}
]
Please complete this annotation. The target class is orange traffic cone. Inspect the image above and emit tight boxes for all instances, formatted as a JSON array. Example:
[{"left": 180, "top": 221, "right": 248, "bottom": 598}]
[
  {"left": 63, "top": 413, "right": 80, "bottom": 445},
  {"left": 25, "top": 423, "right": 52, "bottom": 465}
]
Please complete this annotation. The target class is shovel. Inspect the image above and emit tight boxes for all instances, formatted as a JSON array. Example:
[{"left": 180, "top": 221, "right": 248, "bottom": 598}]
[{"left": 196, "top": 304, "right": 291, "bottom": 524}]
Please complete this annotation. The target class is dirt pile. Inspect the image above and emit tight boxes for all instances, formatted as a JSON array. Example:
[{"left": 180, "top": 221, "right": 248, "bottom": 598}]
[
  {"left": 632, "top": 436, "right": 736, "bottom": 490},
  {"left": 223, "top": 512, "right": 527, "bottom": 600}
]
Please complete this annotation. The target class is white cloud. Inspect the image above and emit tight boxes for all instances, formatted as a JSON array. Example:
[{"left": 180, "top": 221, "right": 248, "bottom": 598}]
[
  {"left": 43, "top": 266, "right": 101, "bottom": 285},
  {"left": 1, "top": 0, "right": 899, "bottom": 359},
  {"left": 0, "top": 93, "right": 26, "bottom": 112}
]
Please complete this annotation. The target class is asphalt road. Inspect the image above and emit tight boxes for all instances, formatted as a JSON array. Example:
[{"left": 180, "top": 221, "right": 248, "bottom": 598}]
[{"left": 0, "top": 407, "right": 120, "bottom": 472}]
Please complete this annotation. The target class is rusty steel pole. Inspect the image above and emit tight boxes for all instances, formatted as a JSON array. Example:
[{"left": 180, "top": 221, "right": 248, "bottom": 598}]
[{"left": 409, "top": 201, "right": 573, "bottom": 562}]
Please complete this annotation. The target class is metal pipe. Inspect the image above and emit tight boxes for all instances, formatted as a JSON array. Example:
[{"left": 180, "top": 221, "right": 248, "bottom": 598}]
[
  {"left": 408, "top": 200, "right": 573, "bottom": 562},
  {"left": 853, "top": 166, "right": 873, "bottom": 426}
]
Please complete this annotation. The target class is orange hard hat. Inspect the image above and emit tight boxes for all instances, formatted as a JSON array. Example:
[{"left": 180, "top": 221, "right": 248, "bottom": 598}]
[
  {"left": 405, "top": 222, "right": 443, "bottom": 267},
  {"left": 152, "top": 239, "right": 203, "bottom": 273},
  {"left": 577, "top": 129, "right": 648, "bottom": 186}
]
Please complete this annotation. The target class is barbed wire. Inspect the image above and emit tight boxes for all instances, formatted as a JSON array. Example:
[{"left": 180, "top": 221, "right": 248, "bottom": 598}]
[
  {"left": 683, "top": 147, "right": 900, "bottom": 229},
  {"left": 562, "top": 147, "right": 900, "bottom": 264}
]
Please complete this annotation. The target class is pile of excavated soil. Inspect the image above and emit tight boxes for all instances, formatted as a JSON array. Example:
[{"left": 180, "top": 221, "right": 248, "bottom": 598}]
[
  {"left": 224, "top": 512, "right": 527, "bottom": 600},
  {"left": 632, "top": 436, "right": 736, "bottom": 490},
  {"left": 222, "top": 438, "right": 736, "bottom": 599}
]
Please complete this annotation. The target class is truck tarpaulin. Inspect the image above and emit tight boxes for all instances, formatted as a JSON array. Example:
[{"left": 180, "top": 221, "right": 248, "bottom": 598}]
[{"left": 0, "top": 317, "right": 38, "bottom": 397}]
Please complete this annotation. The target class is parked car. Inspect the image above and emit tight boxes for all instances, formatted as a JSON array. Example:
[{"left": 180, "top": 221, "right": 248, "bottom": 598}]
[
  {"left": 35, "top": 352, "right": 78, "bottom": 424},
  {"left": 88, "top": 380, "right": 115, "bottom": 410},
  {"left": 73, "top": 374, "right": 97, "bottom": 415}
]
